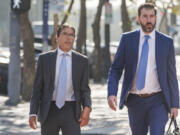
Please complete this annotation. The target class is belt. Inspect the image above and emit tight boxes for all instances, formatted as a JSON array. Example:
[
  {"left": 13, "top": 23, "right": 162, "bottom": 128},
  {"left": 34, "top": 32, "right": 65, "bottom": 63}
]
[
  {"left": 51, "top": 101, "right": 76, "bottom": 105},
  {"left": 130, "top": 91, "right": 161, "bottom": 98}
]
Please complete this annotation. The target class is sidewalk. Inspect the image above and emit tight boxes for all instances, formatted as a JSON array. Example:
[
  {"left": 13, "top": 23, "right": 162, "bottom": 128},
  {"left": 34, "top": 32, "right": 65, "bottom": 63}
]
[
  {"left": 81, "top": 83, "right": 131, "bottom": 135},
  {"left": 0, "top": 83, "right": 131, "bottom": 135},
  {"left": 1, "top": 82, "right": 180, "bottom": 135}
]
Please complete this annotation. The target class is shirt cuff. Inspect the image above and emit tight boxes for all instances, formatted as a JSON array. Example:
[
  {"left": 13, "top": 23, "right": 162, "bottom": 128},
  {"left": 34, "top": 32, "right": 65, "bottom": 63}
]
[{"left": 29, "top": 114, "right": 37, "bottom": 118}]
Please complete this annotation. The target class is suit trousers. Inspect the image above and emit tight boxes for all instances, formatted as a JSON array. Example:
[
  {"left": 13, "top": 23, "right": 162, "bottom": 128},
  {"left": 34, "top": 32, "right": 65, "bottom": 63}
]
[
  {"left": 126, "top": 92, "right": 168, "bottom": 135},
  {"left": 41, "top": 101, "right": 80, "bottom": 135}
]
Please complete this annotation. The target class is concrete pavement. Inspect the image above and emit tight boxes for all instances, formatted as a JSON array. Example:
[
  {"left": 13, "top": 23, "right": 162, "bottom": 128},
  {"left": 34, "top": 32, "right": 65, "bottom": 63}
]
[
  {"left": 0, "top": 83, "right": 131, "bottom": 135},
  {"left": 1, "top": 82, "right": 180, "bottom": 135}
]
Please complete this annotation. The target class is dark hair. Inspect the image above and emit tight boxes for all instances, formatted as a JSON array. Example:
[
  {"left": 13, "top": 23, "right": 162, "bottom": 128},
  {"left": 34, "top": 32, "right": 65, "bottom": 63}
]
[
  {"left": 138, "top": 3, "right": 157, "bottom": 17},
  {"left": 56, "top": 24, "right": 75, "bottom": 37}
]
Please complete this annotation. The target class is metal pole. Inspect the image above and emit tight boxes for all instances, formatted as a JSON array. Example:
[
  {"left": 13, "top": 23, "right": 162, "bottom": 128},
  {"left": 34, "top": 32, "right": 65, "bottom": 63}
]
[
  {"left": 42, "top": 0, "right": 49, "bottom": 52},
  {"left": 104, "top": 0, "right": 111, "bottom": 78},
  {"left": 7, "top": 11, "right": 21, "bottom": 105}
]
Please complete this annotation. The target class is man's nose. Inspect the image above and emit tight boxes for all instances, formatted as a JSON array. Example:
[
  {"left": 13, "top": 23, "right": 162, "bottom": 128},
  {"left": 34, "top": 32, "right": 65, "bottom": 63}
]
[{"left": 147, "top": 17, "right": 151, "bottom": 22}]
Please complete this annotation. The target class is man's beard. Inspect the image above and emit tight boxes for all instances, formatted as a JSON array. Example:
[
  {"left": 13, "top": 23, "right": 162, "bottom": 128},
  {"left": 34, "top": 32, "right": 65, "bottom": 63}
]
[{"left": 140, "top": 21, "right": 156, "bottom": 33}]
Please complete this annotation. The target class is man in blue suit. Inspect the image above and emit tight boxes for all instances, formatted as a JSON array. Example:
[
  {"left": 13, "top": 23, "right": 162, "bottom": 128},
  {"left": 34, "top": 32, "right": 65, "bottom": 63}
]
[{"left": 108, "top": 3, "right": 179, "bottom": 135}]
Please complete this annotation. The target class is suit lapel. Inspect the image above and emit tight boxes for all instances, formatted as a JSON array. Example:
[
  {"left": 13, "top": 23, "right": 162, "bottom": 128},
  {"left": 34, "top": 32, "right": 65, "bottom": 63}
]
[
  {"left": 72, "top": 51, "right": 78, "bottom": 90},
  {"left": 132, "top": 30, "right": 140, "bottom": 78},
  {"left": 155, "top": 31, "right": 161, "bottom": 79},
  {"left": 51, "top": 49, "right": 58, "bottom": 89}
]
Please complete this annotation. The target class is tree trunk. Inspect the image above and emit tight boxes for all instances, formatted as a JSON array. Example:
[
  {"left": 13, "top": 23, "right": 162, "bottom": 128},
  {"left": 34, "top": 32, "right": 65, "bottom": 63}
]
[
  {"left": 92, "top": 0, "right": 105, "bottom": 82},
  {"left": 121, "top": 0, "right": 131, "bottom": 32},
  {"left": 159, "top": 9, "right": 168, "bottom": 35},
  {"left": 7, "top": 11, "right": 21, "bottom": 105},
  {"left": 103, "top": 24, "right": 111, "bottom": 78},
  {"left": 60, "top": 0, "right": 74, "bottom": 26},
  {"left": 76, "top": 0, "right": 86, "bottom": 54},
  {"left": 170, "top": 13, "right": 176, "bottom": 25},
  {"left": 51, "top": 14, "right": 59, "bottom": 49},
  {"left": 20, "top": 12, "right": 35, "bottom": 101}
]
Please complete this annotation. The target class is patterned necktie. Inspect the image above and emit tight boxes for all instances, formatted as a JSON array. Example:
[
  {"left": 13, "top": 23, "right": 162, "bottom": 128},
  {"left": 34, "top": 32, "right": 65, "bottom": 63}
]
[
  {"left": 136, "top": 35, "right": 150, "bottom": 90},
  {"left": 56, "top": 53, "right": 67, "bottom": 109}
]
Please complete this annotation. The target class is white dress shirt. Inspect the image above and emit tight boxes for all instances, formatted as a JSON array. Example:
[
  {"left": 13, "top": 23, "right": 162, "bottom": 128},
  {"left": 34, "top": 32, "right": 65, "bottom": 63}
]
[
  {"left": 129, "top": 29, "right": 162, "bottom": 94},
  {"left": 52, "top": 48, "right": 75, "bottom": 101}
]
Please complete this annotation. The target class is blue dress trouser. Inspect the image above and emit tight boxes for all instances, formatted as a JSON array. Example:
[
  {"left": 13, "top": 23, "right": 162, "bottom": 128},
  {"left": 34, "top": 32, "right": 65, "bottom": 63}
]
[{"left": 126, "top": 92, "right": 168, "bottom": 135}]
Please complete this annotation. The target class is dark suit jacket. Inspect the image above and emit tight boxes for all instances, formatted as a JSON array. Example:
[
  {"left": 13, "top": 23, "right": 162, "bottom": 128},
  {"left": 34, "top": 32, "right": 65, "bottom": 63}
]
[
  {"left": 30, "top": 49, "right": 91, "bottom": 124},
  {"left": 108, "top": 30, "right": 179, "bottom": 111}
]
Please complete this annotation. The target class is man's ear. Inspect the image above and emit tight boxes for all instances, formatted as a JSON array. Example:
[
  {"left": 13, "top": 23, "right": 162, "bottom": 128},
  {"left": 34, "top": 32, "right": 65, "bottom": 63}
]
[
  {"left": 137, "top": 16, "right": 140, "bottom": 24},
  {"left": 136, "top": 16, "right": 140, "bottom": 23},
  {"left": 56, "top": 35, "right": 58, "bottom": 42}
]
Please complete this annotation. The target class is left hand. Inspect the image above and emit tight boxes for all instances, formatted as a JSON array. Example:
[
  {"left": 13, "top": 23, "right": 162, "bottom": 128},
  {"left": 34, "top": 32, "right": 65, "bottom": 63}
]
[
  {"left": 79, "top": 106, "right": 91, "bottom": 127},
  {"left": 170, "top": 108, "right": 178, "bottom": 119}
]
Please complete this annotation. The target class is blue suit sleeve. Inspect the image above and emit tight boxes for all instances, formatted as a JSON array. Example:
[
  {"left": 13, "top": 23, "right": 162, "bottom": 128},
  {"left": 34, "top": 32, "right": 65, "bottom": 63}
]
[
  {"left": 167, "top": 39, "right": 179, "bottom": 108},
  {"left": 107, "top": 34, "right": 126, "bottom": 97}
]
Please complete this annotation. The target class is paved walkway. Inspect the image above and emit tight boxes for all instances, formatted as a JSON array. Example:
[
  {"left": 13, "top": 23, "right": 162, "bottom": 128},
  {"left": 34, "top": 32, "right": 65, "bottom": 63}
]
[
  {"left": 1, "top": 82, "right": 180, "bottom": 135},
  {"left": 0, "top": 83, "right": 131, "bottom": 135},
  {"left": 0, "top": 56, "right": 180, "bottom": 135}
]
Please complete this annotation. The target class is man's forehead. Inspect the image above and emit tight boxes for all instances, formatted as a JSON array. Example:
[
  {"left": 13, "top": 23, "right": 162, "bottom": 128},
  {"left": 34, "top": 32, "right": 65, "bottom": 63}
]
[
  {"left": 140, "top": 8, "right": 156, "bottom": 15},
  {"left": 141, "top": 8, "right": 155, "bottom": 13},
  {"left": 61, "top": 27, "right": 74, "bottom": 32}
]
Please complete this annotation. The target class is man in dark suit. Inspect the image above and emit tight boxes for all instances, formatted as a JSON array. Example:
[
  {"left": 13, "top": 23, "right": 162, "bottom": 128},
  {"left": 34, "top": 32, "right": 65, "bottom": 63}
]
[
  {"left": 29, "top": 24, "right": 91, "bottom": 135},
  {"left": 108, "top": 3, "right": 179, "bottom": 135}
]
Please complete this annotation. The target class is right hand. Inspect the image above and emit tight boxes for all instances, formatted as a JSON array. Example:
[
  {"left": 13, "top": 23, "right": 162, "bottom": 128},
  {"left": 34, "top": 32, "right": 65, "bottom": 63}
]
[
  {"left": 79, "top": 106, "right": 91, "bottom": 127},
  {"left": 29, "top": 116, "right": 37, "bottom": 130},
  {"left": 108, "top": 95, "right": 117, "bottom": 111}
]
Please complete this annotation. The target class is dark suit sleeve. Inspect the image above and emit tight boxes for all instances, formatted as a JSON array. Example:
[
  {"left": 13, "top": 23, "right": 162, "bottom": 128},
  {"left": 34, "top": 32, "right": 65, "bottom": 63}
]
[
  {"left": 30, "top": 55, "right": 43, "bottom": 114},
  {"left": 108, "top": 34, "right": 126, "bottom": 97},
  {"left": 167, "top": 39, "right": 179, "bottom": 108},
  {"left": 80, "top": 58, "right": 91, "bottom": 109}
]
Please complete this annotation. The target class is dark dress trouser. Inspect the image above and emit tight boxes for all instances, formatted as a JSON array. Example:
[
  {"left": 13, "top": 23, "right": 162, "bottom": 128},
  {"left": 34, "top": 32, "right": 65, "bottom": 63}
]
[
  {"left": 126, "top": 92, "right": 168, "bottom": 135},
  {"left": 41, "top": 101, "right": 80, "bottom": 135}
]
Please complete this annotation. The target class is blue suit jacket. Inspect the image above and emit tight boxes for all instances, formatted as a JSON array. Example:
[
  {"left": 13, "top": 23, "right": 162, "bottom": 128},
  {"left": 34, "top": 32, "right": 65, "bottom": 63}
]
[{"left": 108, "top": 30, "right": 179, "bottom": 111}]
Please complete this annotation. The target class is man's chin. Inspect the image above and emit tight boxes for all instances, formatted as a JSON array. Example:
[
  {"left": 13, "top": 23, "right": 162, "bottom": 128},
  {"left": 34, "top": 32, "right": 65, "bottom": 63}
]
[
  {"left": 146, "top": 29, "right": 153, "bottom": 32},
  {"left": 143, "top": 27, "right": 154, "bottom": 33}
]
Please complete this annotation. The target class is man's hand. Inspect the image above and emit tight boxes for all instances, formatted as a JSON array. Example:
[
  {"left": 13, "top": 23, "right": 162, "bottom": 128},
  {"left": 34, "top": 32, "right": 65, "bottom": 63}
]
[
  {"left": 79, "top": 107, "right": 91, "bottom": 127},
  {"left": 29, "top": 116, "right": 37, "bottom": 130},
  {"left": 108, "top": 95, "right": 117, "bottom": 111},
  {"left": 170, "top": 108, "right": 178, "bottom": 119}
]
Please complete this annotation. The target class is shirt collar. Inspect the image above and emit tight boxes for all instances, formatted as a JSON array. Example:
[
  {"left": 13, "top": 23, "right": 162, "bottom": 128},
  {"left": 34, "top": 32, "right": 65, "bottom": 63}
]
[
  {"left": 140, "top": 28, "right": 155, "bottom": 40},
  {"left": 57, "top": 47, "right": 72, "bottom": 56}
]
